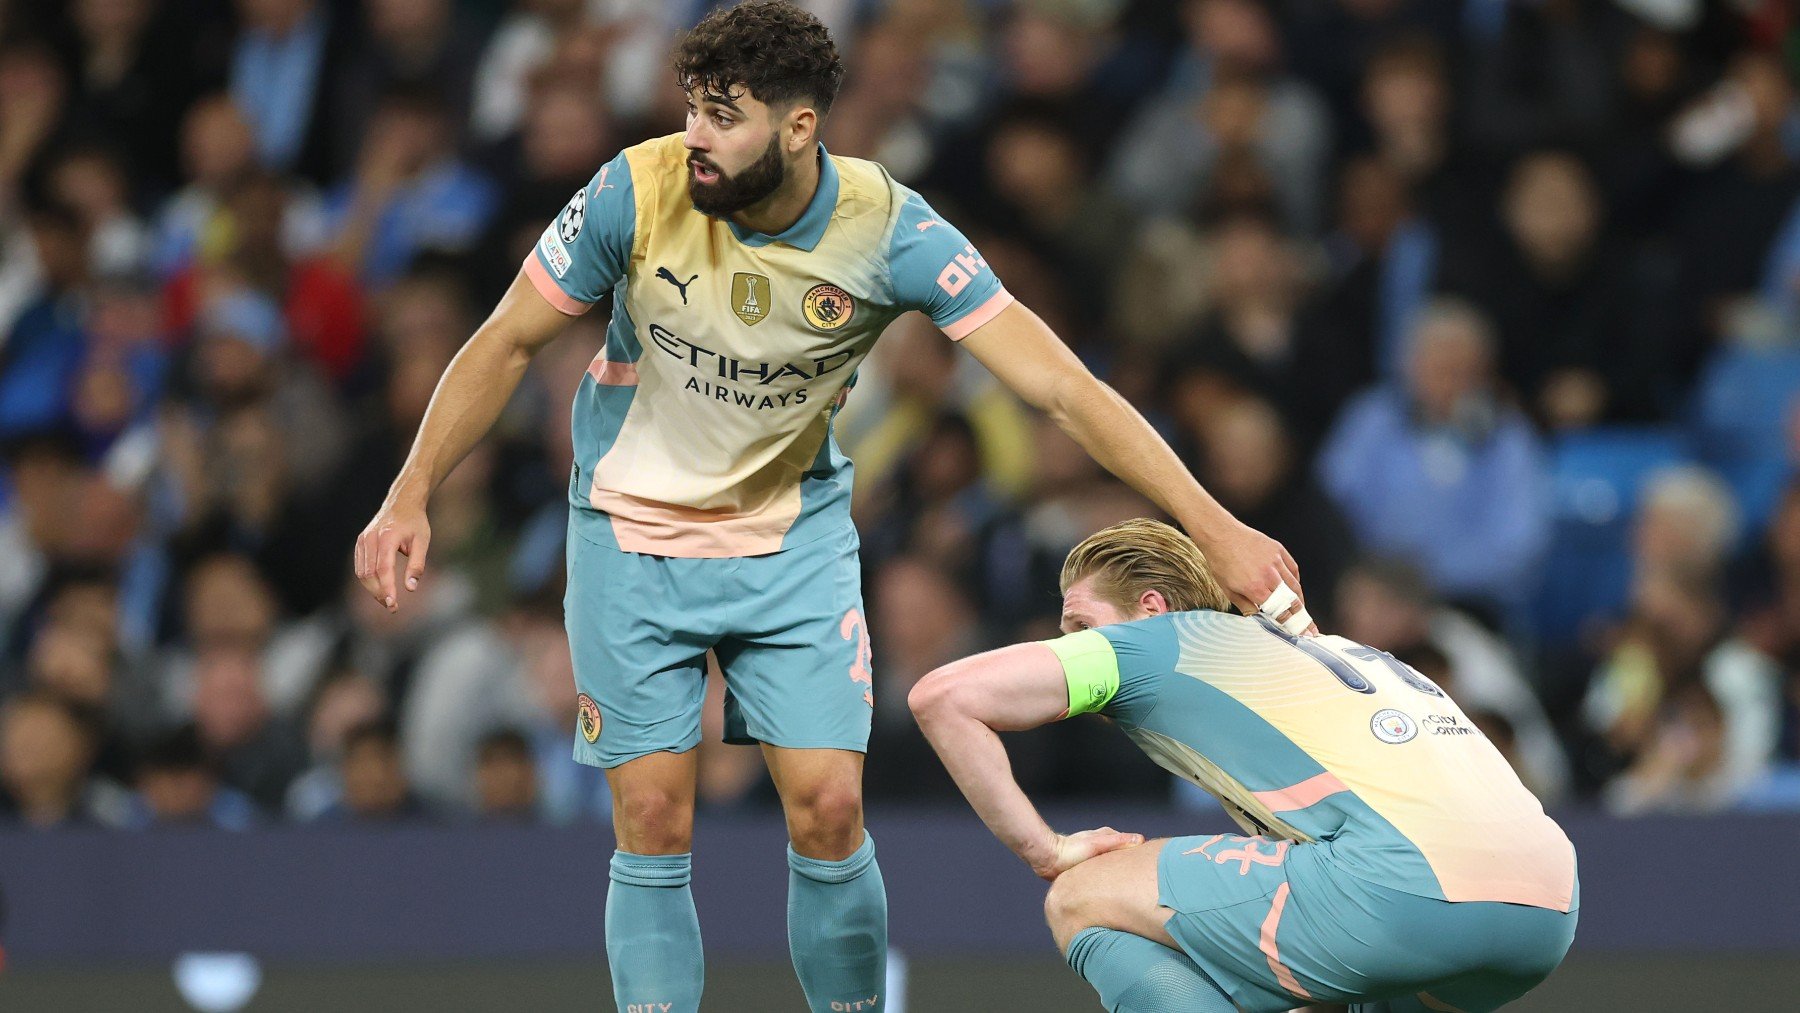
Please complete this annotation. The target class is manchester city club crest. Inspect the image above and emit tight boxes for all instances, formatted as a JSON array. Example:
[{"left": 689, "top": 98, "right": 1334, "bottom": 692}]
[
  {"left": 732, "top": 272, "right": 770, "bottom": 326},
  {"left": 560, "top": 188, "right": 586, "bottom": 245},
  {"left": 577, "top": 692, "right": 601, "bottom": 743},
  {"left": 802, "top": 283, "right": 854, "bottom": 331},
  {"left": 1370, "top": 708, "right": 1418, "bottom": 744}
]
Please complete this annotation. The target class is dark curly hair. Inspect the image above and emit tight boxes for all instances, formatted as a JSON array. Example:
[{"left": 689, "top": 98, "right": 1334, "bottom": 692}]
[{"left": 674, "top": 2, "right": 846, "bottom": 115}]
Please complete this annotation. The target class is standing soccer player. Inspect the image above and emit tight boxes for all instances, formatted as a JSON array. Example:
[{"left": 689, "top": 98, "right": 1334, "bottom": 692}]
[
  {"left": 910, "top": 520, "right": 1578, "bottom": 1012},
  {"left": 354, "top": 5, "right": 1308, "bottom": 1011}
]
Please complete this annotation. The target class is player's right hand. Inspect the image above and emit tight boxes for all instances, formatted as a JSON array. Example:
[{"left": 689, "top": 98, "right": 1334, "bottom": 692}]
[
  {"left": 1033, "top": 826, "right": 1145, "bottom": 881},
  {"left": 354, "top": 497, "right": 431, "bottom": 614}
]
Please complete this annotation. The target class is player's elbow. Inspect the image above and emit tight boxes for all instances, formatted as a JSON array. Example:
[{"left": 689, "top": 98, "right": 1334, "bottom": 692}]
[{"left": 908, "top": 667, "right": 970, "bottom": 727}]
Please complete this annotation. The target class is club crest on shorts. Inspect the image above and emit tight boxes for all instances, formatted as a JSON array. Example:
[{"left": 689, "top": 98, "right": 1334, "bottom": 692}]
[
  {"left": 732, "top": 272, "right": 770, "bottom": 326},
  {"left": 802, "top": 283, "right": 854, "bottom": 331},
  {"left": 1370, "top": 708, "right": 1417, "bottom": 744},
  {"left": 577, "top": 693, "right": 601, "bottom": 743}
]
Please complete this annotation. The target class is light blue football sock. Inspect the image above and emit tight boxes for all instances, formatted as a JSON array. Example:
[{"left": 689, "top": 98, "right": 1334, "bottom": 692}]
[
  {"left": 1065, "top": 927, "right": 1235, "bottom": 1012},
  {"left": 606, "top": 851, "right": 703, "bottom": 1013},
  {"left": 787, "top": 832, "right": 888, "bottom": 1012}
]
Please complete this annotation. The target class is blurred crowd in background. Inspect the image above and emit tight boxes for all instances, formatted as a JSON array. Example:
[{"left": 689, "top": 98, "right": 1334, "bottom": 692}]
[{"left": 3, "top": 0, "right": 1800, "bottom": 832}]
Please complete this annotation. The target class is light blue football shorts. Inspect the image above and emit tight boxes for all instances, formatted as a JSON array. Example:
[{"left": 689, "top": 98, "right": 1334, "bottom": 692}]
[
  {"left": 1156, "top": 833, "right": 1579, "bottom": 1012},
  {"left": 563, "top": 524, "right": 873, "bottom": 768}
]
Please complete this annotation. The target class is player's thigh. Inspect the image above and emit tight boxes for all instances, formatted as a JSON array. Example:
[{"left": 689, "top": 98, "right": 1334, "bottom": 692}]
[
  {"left": 712, "top": 529, "right": 872, "bottom": 753},
  {"left": 564, "top": 531, "right": 714, "bottom": 768},
  {"left": 1045, "top": 838, "right": 1178, "bottom": 953},
  {"left": 1155, "top": 833, "right": 1318, "bottom": 1012}
]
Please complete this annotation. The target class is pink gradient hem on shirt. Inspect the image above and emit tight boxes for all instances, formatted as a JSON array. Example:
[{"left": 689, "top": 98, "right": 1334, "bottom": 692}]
[
  {"left": 942, "top": 288, "right": 1015, "bottom": 340},
  {"left": 523, "top": 255, "right": 592, "bottom": 316},
  {"left": 586, "top": 354, "right": 638, "bottom": 386},
  {"left": 1252, "top": 772, "right": 1349, "bottom": 813}
]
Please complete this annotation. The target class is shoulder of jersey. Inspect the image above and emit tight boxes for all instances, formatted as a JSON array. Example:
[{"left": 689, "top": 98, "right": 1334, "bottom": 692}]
[
  {"left": 829, "top": 153, "right": 903, "bottom": 230},
  {"left": 622, "top": 134, "right": 691, "bottom": 206}
]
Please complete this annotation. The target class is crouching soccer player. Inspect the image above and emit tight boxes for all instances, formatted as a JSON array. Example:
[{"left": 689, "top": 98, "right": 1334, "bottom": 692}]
[{"left": 910, "top": 520, "right": 1577, "bottom": 1012}]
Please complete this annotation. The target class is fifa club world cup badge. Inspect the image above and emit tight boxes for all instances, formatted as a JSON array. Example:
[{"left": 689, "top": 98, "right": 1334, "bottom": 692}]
[
  {"left": 577, "top": 693, "right": 602, "bottom": 743},
  {"left": 802, "top": 283, "right": 854, "bottom": 331},
  {"left": 733, "top": 272, "right": 770, "bottom": 326}
]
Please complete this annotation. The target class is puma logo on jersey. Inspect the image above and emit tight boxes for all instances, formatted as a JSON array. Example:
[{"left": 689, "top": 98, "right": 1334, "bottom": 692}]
[
  {"left": 916, "top": 219, "right": 943, "bottom": 231},
  {"left": 656, "top": 267, "right": 699, "bottom": 304}
]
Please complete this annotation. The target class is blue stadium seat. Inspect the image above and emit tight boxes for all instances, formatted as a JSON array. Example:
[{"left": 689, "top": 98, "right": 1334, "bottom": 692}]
[
  {"left": 1693, "top": 346, "right": 1800, "bottom": 531},
  {"left": 1533, "top": 427, "right": 1691, "bottom": 644}
]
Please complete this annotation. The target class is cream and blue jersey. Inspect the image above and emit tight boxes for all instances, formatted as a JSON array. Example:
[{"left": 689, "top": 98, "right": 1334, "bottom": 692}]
[
  {"left": 1046, "top": 610, "right": 1577, "bottom": 914},
  {"left": 525, "top": 133, "right": 1011, "bottom": 558}
]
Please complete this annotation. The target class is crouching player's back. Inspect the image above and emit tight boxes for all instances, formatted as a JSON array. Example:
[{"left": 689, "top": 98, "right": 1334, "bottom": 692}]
[{"left": 909, "top": 519, "right": 1576, "bottom": 1013}]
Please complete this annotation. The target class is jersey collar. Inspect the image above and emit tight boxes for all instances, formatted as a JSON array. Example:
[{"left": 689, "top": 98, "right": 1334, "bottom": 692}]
[{"left": 725, "top": 143, "right": 837, "bottom": 252}]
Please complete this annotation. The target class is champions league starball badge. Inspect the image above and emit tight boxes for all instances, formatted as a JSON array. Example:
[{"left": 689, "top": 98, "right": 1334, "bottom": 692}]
[{"left": 560, "top": 188, "right": 587, "bottom": 245}]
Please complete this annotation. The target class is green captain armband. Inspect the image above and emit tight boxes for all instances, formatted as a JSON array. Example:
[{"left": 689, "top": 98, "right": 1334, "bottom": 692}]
[{"left": 1043, "top": 629, "right": 1120, "bottom": 718}]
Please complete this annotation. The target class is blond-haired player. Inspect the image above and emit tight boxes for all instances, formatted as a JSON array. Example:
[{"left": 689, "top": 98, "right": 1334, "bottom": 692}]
[{"left": 911, "top": 519, "right": 1577, "bottom": 1012}]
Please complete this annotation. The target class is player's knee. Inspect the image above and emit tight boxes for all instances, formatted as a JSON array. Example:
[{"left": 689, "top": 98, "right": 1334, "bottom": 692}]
[
  {"left": 784, "top": 782, "right": 864, "bottom": 857},
  {"left": 1044, "top": 871, "right": 1096, "bottom": 951},
  {"left": 613, "top": 784, "right": 694, "bottom": 853}
]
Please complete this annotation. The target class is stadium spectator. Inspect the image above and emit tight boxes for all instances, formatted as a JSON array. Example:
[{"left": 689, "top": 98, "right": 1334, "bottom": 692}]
[
  {"left": 163, "top": 170, "right": 366, "bottom": 382},
  {"left": 1437, "top": 151, "right": 1668, "bottom": 427},
  {"left": 1632, "top": 464, "right": 1743, "bottom": 587},
  {"left": 470, "top": 0, "right": 595, "bottom": 145},
  {"left": 0, "top": 689, "right": 127, "bottom": 828},
  {"left": 0, "top": 205, "right": 90, "bottom": 439},
  {"left": 1108, "top": 0, "right": 1330, "bottom": 232},
  {"left": 61, "top": 0, "right": 215, "bottom": 197},
  {"left": 472, "top": 727, "right": 538, "bottom": 822},
  {"left": 1581, "top": 568, "right": 1781, "bottom": 804},
  {"left": 187, "top": 642, "right": 304, "bottom": 812},
  {"left": 227, "top": 0, "right": 350, "bottom": 184},
  {"left": 127, "top": 723, "right": 256, "bottom": 829},
  {"left": 1319, "top": 298, "right": 1552, "bottom": 614},
  {"left": 285, "top": 667, "right": 386, "bottom": 821},
  {"left": 324, "top": 89, "right": 497, "bottom": 287},
  {"left": 1189, "top": 395, "right": 1353, "bottom": 626},
  {"left": 42, "top": 144, "right": 150, "bottom": 278},
  {"left": 324, "top": 716, "right": 426, "bottom": 822},
  {"left": 1603, "top": 679, "right": 1735, "bottom": 815}
]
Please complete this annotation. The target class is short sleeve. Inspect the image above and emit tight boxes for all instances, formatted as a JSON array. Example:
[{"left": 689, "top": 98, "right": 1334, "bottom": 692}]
[
  {"left": 886, "top": 191, "right": 1013, "bottom": 339},
  {"left": 1041, "top": 617, "right": 1170, "bottom": 727},
  {"left": 524, "top": 151, "right": 636, "bottom": 315}
]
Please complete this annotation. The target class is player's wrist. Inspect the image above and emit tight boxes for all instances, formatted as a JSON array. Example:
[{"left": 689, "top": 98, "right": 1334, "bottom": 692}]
[{"left": 1021, "top": 829, "right": 1061, "bottom": 876}]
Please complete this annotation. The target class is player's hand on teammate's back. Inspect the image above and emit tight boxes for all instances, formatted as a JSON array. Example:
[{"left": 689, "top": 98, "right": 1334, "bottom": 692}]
[
  {"left": 354, "top": 497, "right": 432, "bottom": 614},
  {"left": 1205, "top": 521, "right": 1316, "bottom": 635},
  {"left": 1032, "top": 827, "right": 1146, "bottom": 881}
]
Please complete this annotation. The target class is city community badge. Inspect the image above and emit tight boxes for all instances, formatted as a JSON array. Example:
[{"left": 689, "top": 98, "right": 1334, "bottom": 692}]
[
  {"left": 801, "top": 283, "right": 854, "bottom": 331},
  {"left": 1370, "top": 708, "right": 1417, "bottom": 745},
  {"left": 576, "top": 693, "right": 601, "bottom": 743},
  {"left": 732, "top": 272, "right": 770, "bottom": 326}
]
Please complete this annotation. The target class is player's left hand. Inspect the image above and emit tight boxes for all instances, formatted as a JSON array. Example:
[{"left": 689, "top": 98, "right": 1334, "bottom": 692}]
[
  {"left": 1032, "top": 827, "right": 1145, "bottom": 881},
  {"left": 1204, "top": 521, "right": 1315, "bottom": 636}
]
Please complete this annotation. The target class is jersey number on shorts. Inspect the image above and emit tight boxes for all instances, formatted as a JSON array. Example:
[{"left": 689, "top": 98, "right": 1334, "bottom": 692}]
[{"left": 841, "top": 608, "right": 874, "bottom": 707}]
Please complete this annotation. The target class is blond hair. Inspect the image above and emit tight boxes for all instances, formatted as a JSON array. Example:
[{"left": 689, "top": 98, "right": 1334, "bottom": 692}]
[{"left": 1060, "top": 519, "right": 1231, "bottom": 614}]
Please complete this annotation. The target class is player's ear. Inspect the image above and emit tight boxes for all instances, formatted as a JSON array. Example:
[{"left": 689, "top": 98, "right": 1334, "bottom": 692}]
[
  {"left": 786, "top": 105, "right": 817, "bottom": 153},
  {"left": 1139, "top": 589, "right": 1169, "bottom": 617}
]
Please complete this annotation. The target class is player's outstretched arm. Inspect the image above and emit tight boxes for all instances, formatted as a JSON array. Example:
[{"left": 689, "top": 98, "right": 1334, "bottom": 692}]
[
  {"left": 959, "top": 303, "right": 1310, "bottom": 628},
  {"left": 353, "top": 269, "right": 572, "bottom": 612},
  {"left": 909, "top": 643, "right": 1143, "bottom": 880}
]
